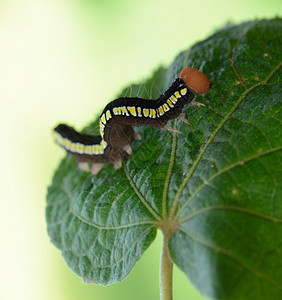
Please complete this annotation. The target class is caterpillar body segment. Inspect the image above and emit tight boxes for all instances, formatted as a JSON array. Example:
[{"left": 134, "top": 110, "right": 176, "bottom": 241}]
[{"left": 53, "top": 68, "right": 211, "bottom": 174}]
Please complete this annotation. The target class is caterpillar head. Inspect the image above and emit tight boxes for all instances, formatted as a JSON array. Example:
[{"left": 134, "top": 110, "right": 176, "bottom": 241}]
[{"left": 179, "top": 68, "right": 211, "bottom": 95}]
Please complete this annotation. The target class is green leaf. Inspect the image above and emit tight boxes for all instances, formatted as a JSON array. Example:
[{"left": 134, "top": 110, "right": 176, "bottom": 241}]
[{"left": 46, "top": 18, "right": 282, "bottom": 299}]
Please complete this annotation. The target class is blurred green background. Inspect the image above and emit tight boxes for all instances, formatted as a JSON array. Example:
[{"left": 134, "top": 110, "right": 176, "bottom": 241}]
[{"left": 0, "top": 0, "right": 281, "bottom": 299}]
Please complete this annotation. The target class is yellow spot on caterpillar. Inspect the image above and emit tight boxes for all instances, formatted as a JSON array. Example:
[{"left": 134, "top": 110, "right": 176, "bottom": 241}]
[
  {"left": 120, "top": 106, "right": 129, "bottom": 116},
  {"left": 170, "top": 95, "right": 177, "bottom": 104},
  {"left": 98, "top": 144, "right": 104, "bottom": 154},
  {"left": 91, "top": 145, "right": 96, "bottom": 154},
  {"left": 53, "top": 132, "right": 61, "bottom": 143},
  {"left": 95, "top": 145, "right": 101, "bottom": 154},
  {"left": 85, "top": 145, "right": 92, "bottom": 154},
  {"left": 94, "top": 145, "right": 99, "bottom": 154},
  {"left": 113, "top": 107, "right": 122, "bottom": 115},
  {"left": 167, "top": 99, "right": 174, "bottom": 108},
  {"left": 76, "top": 143, "right": 84, "bottom": 154},
  {"left": 71, "top": 143, "right": 76, "bottom": 152},
  {"left": 158, "top": 106, "right": 164, "bottom": 116},
  {"left": 59, "top": 137, "right": 64, "bottom": 146},
  {"left": 55, "top": 135, "right": 62, "bottom": 144},
  {"left": 106, "top": 110, "right": 112, "bottom": 121},
  {"left": 100, "top": 140, "right": 107, "bottom": 149},
  {"left": 143, "top": 108, "right": 149, "bottom": 117},
  {"left": 127, "top": 106, "right": 137, "bottom": 116},
  {"left": 149, "top": 109, "right": 156, "bottom": 118},
  {"left": 180, "top": 88, "right": 187, "bottom": 96},
  {"left": 175, "top": 91, "right": 180, "bottom": 98},
  {"left": 74, "top": 143, "right": 79, "bottom": 152},
  {"left": 56, "top": 134, "right": 62, "bottom": 143},
  {"left": 64, "top": 139, "right": 71, "bottom": 149},
  {"left": 137, "top": 107, "right": 142, "bottom": 117},
  {"left": 163, "top": 103, "right": 170, "bottom": 112},
  {"left": 100, "top": 122, "right": 105, "bottom": 137},
  {"left": 100, "top": 114, "right": 106, "bottom": 125}
]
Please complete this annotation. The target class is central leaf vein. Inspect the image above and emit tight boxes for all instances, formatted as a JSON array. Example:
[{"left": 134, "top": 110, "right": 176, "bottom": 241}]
[{"left": 162, "top": 119, "right": 178, "bottom": 219}]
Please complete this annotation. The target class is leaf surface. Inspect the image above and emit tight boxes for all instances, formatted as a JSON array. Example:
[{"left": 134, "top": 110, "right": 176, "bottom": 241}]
[{"left": 46, "top": 18, "right": 282, "bottom": 298}]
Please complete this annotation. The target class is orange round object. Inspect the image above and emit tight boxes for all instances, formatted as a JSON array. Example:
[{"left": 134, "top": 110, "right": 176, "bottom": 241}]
[{"left": 179, "top": 68, "right": 211, "bottom": 95}]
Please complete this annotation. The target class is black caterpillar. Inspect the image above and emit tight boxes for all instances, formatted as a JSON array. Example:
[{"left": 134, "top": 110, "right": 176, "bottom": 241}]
[{"left": 53, "top": 68, "right": 211, "bottom": 174}]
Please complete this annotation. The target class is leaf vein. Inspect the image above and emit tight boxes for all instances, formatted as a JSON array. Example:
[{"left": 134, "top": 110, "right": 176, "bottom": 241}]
[
  {"left": 179, "top": 205, "right": 282, "bottom": 224},
  {"left": 70, "top": 206, "right": 158, "bottom": 230},
  {"left": 178, "top": 226, "right": 282, "bottom": 290},
  {"left": 123, "top": 164, "right": 162, "bottom": 221},
  {"left": 170, "top": 62, "right": 282, "bottom": 219},
  {"left": 162, "top": 119, "right": 178, "bottom": 218},
  {"left": 176, "top": 146, "right": 281, "bottom": 218},
  {"left": 84, "top": 225, "right": 155, "bottom": 274}
]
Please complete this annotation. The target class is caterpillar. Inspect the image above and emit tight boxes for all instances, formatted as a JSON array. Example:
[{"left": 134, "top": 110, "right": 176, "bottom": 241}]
[{"left": 53, "top": 68, "right": 211, "bottom": 175}]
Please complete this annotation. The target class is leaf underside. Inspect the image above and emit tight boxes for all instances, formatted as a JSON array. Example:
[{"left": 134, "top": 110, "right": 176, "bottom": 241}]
[{"left": 46, "top": 18, "right": 282, "bottom": 299}]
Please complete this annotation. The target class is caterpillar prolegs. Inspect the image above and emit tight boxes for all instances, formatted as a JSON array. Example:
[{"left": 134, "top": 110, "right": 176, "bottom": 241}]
[{"left": 53, "top": 68, "right": 211, "bottom": 175}]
